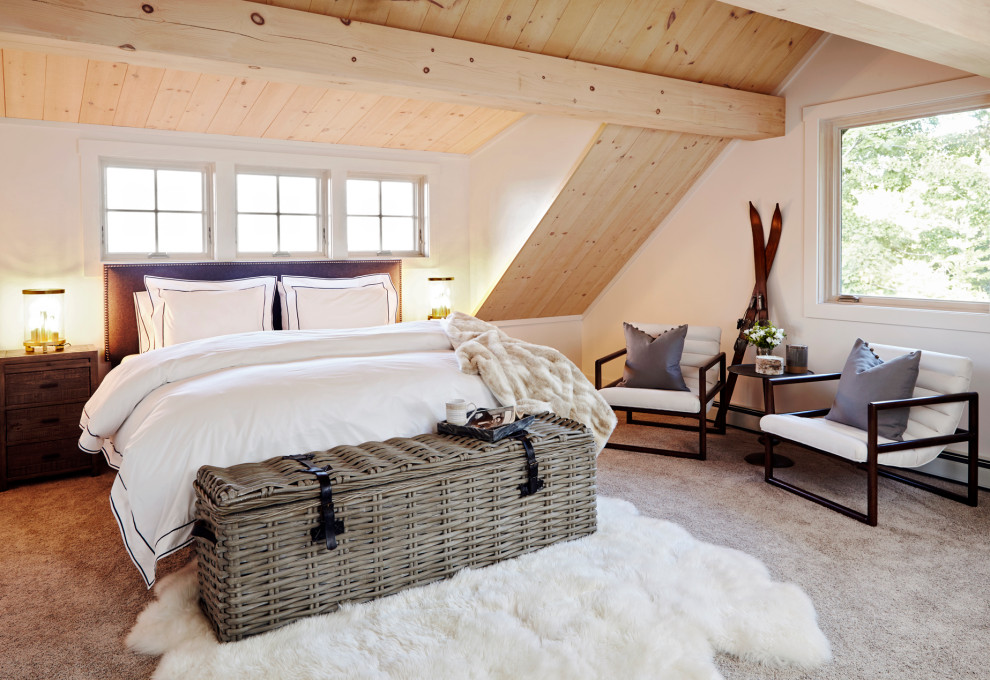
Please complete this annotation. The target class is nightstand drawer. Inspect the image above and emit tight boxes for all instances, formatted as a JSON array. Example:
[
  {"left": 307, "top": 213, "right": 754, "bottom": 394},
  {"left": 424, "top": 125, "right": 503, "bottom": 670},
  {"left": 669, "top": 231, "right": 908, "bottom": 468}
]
[
  {"left": 6, "top": 438, "right": 93, "bottom": 479},
  {"left": 6, "top": 402, "right": 85, "bottom": 444},
  {"left": 5, "top": 367, "right": 92, "bottom": 407}
]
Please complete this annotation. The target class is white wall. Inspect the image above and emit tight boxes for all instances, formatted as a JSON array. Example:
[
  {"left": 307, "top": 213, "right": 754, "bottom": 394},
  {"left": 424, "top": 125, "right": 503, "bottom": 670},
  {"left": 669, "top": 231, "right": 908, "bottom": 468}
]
[
  {"left": 467, "top": 115, "right": 600, "bottom": 311},
  {"left": 492, "top": 316, "right": 583, "bottom": 365},
  {"left": 0, "top": 124, "right": 101, "bottom": 351},
  {"left": 0, "top": 119, "right": 471, "bottom": 354},
  {"left": 583, "top": 36, "right": 990, "bottom": 468},
  {"left": 0, "top": 114, "right": 596, "bottom": 370}
]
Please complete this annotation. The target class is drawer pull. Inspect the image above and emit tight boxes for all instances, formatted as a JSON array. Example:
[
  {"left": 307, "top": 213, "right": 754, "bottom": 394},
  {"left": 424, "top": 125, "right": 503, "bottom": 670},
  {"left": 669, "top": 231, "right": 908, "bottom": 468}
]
[
  {"left": 39, "top": 382, "right": 60, "bottom": 389},
  {"left": 41, "top": 453, "right": 62, "bottom": 462},
  {"left": 41, "top": 417, "right": 61, "bottom": 425}
]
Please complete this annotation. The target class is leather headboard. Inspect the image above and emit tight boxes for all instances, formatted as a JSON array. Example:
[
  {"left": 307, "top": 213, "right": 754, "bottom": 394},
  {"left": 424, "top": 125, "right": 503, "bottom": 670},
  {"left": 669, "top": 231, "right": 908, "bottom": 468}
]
[{"left": 103, "top": 260, "right": 403, "bottom": 365}]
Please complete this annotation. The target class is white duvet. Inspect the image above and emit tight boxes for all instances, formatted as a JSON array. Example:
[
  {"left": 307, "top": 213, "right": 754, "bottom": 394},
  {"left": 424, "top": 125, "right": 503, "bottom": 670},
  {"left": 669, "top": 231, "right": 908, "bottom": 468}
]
[{"left": 80, "top": 321, "right": 497, "bottom": 587}]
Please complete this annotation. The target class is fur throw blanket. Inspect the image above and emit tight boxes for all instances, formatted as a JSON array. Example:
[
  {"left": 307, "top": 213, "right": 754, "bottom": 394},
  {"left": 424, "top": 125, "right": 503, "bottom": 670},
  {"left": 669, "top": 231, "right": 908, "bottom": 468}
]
[{"left": 444, "top": 312, "right": 617, "bottom": 452}]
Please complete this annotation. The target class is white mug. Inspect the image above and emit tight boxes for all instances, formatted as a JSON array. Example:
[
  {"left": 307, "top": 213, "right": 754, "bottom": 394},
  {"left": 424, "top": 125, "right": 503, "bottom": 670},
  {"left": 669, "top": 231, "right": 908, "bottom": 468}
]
[{"left": 445, "top": 399, "right": 477, "bottom": 426}]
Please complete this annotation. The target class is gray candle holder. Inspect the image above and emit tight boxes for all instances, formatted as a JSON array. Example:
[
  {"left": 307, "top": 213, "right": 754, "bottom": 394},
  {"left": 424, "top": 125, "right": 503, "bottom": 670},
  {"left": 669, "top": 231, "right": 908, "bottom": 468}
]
[{"left": 785, "top": 344, "right": 808, "bottom": 374}]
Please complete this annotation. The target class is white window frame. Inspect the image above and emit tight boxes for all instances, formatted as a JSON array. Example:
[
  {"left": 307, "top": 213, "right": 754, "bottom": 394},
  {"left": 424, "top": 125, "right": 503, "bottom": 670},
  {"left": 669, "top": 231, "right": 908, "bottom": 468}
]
[
  {"left": 344, "top": 174, "right": 427, "bottom": 258},
  {"left": 234, "top": 166, "right": 328, "bottom": 259},
  {"left": 80, "top": 137, "right": 441, "bottom": 273},
  {"left": 804, "top": 76, "right": 990, "bottom": 334},
  {"left": 100, "top": 158, "right": 214, "bottom": 261}
]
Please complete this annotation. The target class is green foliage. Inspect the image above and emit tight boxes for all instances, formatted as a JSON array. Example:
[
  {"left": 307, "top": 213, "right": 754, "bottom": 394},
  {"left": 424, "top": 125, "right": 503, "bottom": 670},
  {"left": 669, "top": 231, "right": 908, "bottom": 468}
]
[
  {"left": 743, "top": 320, "right": 785, "bottom": 350},
  {"left": 840, "top": 108, "right": 990, "bottom": 302}
]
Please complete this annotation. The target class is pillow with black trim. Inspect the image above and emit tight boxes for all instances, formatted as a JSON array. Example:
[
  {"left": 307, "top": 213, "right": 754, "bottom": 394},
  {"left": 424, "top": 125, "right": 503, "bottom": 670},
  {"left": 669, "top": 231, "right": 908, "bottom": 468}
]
[
  {"left": 278, "top": 274, "right": 398, "bottom": 330},
  {"left": 824, "top": 338, "right": 921, "bottom": 440},
  {"left": 618, "top": 323, "right": 689, "bottom": 391}
]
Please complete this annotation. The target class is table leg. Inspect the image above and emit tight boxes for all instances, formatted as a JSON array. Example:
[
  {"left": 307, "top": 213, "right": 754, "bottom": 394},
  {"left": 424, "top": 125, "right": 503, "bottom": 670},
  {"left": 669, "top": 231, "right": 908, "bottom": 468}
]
[{"left": 743, "top": 375, "right": 794, "bottom": 468}]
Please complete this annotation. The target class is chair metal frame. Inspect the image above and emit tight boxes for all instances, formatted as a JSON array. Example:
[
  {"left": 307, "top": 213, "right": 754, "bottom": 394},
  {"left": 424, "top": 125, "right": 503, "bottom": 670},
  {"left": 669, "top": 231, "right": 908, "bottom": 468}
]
[
  {"left": 595, "top": 349, "right": 726, "bottom": 460},
  {"left": 762, "top": 372, "right": 979, "bottom": 526}
]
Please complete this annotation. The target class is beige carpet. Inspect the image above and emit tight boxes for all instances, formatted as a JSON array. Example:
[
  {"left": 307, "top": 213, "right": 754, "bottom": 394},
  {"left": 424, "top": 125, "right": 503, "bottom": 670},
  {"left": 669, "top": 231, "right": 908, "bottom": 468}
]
[
  {"left": 602, "top": 418, "right": 990, "bottom": 680},
  {"left": 0, "top": 421, "right": 986, "bottom": 679}
]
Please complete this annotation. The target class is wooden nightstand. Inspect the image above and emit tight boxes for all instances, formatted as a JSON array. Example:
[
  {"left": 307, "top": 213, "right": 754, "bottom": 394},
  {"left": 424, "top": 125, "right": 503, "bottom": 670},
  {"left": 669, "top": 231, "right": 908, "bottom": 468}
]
[{"left": 0, "top": 345, "right": 99, "bottom": 491}]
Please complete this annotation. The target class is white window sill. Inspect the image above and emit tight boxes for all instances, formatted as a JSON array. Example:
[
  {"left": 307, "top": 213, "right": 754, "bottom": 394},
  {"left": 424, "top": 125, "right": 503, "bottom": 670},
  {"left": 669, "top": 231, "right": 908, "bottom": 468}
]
[{"left": 806, "top": 299, "right": 990, "bottom": 334}]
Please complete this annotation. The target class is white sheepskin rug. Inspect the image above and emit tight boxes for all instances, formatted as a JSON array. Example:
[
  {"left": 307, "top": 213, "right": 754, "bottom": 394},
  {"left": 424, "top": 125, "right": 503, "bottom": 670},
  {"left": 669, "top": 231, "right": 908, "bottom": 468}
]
[{"left": 128, "top": 497, "right": 830, "bottom": 680}]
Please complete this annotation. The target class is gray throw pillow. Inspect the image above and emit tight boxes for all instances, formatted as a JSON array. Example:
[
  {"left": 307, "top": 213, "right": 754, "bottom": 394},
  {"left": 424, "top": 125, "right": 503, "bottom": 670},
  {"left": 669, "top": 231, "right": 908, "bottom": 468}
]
[
  {"left": 618, "top": 323, "right": 689, "bottom": 391},
  {"left": 824, "top": 338, "right": 920, "bottom": 440}
]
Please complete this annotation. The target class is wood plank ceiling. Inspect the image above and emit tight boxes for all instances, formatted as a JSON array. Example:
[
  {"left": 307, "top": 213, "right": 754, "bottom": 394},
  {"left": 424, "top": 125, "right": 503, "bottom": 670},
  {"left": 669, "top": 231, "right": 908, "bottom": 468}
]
[
  {"left": 478, "top": 125, "right": 731, "bottom": 319},
  {"left": 255, "top": 0, "right": 822, "bottom": 319},
  {"left": 0, "top": 0, "right": 823, "bottom": 317},
  {"left": 0, "top": 47, "right": 524, "bottom": 152}
]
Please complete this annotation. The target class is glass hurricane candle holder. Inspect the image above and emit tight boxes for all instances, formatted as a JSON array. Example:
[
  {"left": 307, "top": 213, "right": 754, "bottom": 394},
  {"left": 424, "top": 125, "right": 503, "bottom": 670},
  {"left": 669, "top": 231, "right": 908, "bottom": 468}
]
[
  {"left": 23, "top": 288, "right": 67, "bottom": 353},
  {"left": 428, "top": 277, "right": 453, "bottom": 320}
]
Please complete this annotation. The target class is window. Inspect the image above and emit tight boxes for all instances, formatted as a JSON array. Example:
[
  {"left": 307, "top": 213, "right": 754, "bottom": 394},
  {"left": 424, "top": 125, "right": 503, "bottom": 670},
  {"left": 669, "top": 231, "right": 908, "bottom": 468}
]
[
  {"left": 102, "top": 161, "right": 211, "bottom": 258},
  {"left": 346, "top": 177, "right": 424, "bottom": 256},
  {"left": 235, "top": 169, "right": 325, "bottom": 257},
  {"left": 819, "top": 99, "right": 990, "bottom": 313},
  {"left": 86, "top": 140, "right": 437, "bottom": 264}
]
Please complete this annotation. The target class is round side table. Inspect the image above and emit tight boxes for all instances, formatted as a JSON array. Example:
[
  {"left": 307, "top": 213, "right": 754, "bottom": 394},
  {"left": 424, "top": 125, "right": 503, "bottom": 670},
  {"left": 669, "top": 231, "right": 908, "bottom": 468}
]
[{"left": 726, "top": 363, "right": 813, "bottom": 468}]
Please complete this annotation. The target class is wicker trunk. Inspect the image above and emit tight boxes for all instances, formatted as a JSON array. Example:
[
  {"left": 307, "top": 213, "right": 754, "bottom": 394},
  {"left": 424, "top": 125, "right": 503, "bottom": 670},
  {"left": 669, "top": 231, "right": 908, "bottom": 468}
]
[{"left": 193, "top": 413, "right": 597, "bottom": 642}]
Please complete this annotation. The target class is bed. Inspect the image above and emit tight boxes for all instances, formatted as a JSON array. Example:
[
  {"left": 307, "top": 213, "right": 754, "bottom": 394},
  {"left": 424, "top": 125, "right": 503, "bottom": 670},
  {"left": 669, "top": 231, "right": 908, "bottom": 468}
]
[{"left": 87, "top": 260, "right": 500, "bottom": 587}]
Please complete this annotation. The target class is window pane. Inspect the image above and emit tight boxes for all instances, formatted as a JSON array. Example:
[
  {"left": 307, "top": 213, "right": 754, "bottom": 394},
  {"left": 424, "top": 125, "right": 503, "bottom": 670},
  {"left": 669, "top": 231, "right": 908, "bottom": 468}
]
[
  {"left": 347, "top": 216, "right": 380, "bottom": 252},
  {"left": 106, "top": 211, "right": 155, "bottom": 253},
  {"left": 237, "top": 174, "right": 277, "bottom": 213},
  {"left": 347, "top": 179, "right": 380, "bottom": 215},
  {"left": 157, "top": 170, "right": 203, "bottom": 211},
  {"left": 382, "top": 216, "right": 414, "bottom": 252},
  {"left": 238, "top": 214, "right": 278, "bottom": 253},
  {"left": 279, "top": 176, "right": 318, "bottom": 214},
  {"left": 279, "top": 215, "right": 318, "bottom": 252},
  {"left": 840, "top": 108, "right": 990, "bottom": 303},
  {"left": 106, "top": 167, "right": 154, "bottom": 210},
  {"left": 381, "top": 181, "right": 414, "bottom": 216},
  {"left": 158, "top": 212, "right": 204, "bottom": 252}
]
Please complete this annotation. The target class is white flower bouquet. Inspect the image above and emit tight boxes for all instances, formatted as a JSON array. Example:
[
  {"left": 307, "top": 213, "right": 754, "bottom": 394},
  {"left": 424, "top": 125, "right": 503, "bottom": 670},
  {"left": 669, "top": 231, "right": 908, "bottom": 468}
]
[{"left": 744, "top": 320, "right": 786, "bottom": 352}]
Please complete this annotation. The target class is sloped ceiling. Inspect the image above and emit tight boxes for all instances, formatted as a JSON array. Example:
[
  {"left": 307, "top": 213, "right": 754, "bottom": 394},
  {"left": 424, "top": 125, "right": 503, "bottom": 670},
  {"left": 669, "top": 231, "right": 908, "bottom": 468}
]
[
  {"left": 477, "top": 124, "right": 730, "bottom": 319},
  {"left": 0, "top": 48, "right": 524, "bottom": 152},
  {"left": 258, "top": 0, "right": 820, "bottom": 94},
  {"left": 254, "top": 0, "right": 821, "bottom": 320},
  {"left": 0, "top": 0, "right": 823, "bottom": 319}
]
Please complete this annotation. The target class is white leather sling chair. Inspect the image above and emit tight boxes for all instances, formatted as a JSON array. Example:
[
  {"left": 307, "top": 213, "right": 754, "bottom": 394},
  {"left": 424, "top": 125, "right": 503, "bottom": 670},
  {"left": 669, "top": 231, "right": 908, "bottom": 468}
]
[
  {"left": 595, "top": 324, "right": 725, "bottom": 460},
  {"left": 760, "top": 343, "right": 979, "bottom": 526}
]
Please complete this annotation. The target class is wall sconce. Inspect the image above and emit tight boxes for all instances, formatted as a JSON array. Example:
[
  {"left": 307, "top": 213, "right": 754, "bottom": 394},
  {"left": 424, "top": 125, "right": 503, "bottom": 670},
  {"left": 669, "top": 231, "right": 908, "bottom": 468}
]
[
  {"left": 427, "top": 277, "right": 453, "bottom": 320},
  {"left": 23, "top": 288, "right": 67, "bottom": 353}
]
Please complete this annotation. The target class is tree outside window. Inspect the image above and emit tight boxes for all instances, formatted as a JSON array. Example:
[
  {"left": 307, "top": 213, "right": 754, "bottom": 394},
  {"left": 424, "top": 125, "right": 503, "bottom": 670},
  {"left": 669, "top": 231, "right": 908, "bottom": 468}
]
[{"left": 839, "top": 108, "right": 990, "bottom": 304}]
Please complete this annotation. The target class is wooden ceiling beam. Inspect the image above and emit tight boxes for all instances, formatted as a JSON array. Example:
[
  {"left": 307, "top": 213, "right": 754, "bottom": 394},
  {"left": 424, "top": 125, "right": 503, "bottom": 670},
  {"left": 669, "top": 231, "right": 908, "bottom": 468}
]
[
  {"left": 0, "top": 0, "right": 785, "bottom": 140},
  {"left": 723, "top": 0, "right": 990, "bottom": 78}
]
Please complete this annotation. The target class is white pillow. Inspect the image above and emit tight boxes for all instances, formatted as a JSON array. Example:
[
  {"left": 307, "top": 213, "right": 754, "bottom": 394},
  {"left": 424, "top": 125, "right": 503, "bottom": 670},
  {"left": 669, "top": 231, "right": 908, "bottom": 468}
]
[
  {"left": 132, "top": 291, "right": 154, "bottom": 352},
  {"left": 159, "top": 287, "right": 268, "bottom": 346},
  {"left": 145, "top": 275, "right": 277, "bottom": 348},
  {"left": 293, "top": 286, "right": 390, "bottom": 330},
  {"left": 278, "top": 275, "right": 398, "bottom": 330}
]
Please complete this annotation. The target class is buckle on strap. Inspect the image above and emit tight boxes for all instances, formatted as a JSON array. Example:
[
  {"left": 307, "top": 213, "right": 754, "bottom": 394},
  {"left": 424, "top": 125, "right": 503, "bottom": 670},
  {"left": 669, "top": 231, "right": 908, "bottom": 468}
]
[
  {"left": 282, "top": 454, "right": 345, "bottom": 550},
  {"left": 512, "top": 433, "right": 545, "bottom": 497}
]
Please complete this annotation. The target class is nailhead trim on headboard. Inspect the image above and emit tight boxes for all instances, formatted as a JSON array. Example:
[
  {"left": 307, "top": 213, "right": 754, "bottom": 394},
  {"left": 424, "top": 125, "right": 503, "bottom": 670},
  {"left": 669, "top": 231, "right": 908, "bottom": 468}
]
[{"left": 103, "top": 260, "right": 403, "bottom": 364}]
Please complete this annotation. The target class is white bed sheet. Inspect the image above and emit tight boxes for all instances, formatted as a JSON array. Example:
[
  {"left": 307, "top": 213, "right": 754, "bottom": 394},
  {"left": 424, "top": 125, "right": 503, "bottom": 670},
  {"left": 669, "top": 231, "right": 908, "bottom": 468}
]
[{"left": 81, "top": 321, "right": 497, "bottom": 586}]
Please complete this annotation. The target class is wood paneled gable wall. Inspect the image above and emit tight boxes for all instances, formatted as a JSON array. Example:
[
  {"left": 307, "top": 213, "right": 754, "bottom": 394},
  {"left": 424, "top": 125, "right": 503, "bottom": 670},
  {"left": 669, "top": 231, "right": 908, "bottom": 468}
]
[{"left": 0, "top": 0, "right": 824, "bottom": 319}]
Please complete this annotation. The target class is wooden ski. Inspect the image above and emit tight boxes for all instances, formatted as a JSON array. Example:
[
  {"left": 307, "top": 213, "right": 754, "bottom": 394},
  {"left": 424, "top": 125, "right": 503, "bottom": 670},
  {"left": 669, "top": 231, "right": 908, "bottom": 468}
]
[{"left": 714, "top": 202, "right": 782, "bottom": 430}]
